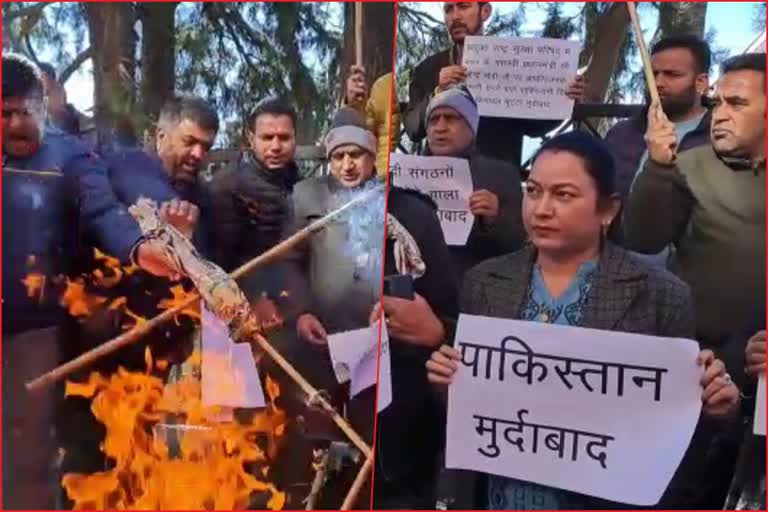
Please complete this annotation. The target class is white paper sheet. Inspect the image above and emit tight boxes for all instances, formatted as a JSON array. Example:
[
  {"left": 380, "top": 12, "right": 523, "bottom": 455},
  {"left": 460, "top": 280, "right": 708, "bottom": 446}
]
[
  {"left": 446, "top": 315, "right": 703, "bottom": 506},
  {"left": 389, "top": 153, "right": 474, "bottom": 245},
  {"left": 754, "top": 374, "right": 765, "bottom": 436},
  {"left": 462, "top": 35, "right": 580, "bottom": 119},
  {"left": 201, "top": 306, "right": 266, "bottom": 409},
  {"left": 327, "top": 322, "right": 392, "bottom": 412}
]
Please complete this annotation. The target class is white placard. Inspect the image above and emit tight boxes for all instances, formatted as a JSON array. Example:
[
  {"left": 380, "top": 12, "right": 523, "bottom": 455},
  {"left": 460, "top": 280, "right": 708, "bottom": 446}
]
[
  {"left": 201, "top": 306, "right": 266, "bottom": 409},
  {"left": 328, "top": 322, "right": 392, "bottom": 412},
  {"left": 462, "top": 35, "right": 580, "bottom": 119},
  {"left": 389, "top": 153, "right": 474, "bottom": 245},
  {"left": 446, "top": 315, "right": 703, "bottom": 506},
  {"left": 754, "top": 374, "right": 765, "bottom": 436}
]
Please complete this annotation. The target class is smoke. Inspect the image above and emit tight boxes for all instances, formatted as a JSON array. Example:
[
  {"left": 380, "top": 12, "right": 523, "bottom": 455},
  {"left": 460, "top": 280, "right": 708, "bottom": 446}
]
[{"left": 332, "top": 179, "right": 387, "bottom": 289}]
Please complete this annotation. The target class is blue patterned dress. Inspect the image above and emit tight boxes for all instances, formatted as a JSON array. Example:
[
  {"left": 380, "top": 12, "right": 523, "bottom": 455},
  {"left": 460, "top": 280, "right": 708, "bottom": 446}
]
[{"left": 487, "top": 261, "right": 597, "bottom": 510}]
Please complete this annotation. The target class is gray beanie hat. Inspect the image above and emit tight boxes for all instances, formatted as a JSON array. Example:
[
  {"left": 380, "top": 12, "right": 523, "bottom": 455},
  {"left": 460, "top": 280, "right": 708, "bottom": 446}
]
[
  {"left": 426, "top": 86, "right": 479, "bottom": 137},
  {"left": 324, "top": 107, "right": 377, "bottom": 158}
]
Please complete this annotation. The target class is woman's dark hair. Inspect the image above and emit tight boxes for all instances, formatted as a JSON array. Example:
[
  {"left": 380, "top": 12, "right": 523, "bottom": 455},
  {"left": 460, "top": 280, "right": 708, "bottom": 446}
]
[{"left": 531, "top": 131, "right": 616, "bottom": 198}]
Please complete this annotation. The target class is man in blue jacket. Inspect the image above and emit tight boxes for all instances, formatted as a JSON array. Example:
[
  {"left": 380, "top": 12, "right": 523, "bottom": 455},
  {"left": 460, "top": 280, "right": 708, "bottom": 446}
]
[
  {"left": 1, "top": 54, "right": 178, "bottom": 509},
  {"left": 107, "top": 95, "right": 219, "bottom": 254}
]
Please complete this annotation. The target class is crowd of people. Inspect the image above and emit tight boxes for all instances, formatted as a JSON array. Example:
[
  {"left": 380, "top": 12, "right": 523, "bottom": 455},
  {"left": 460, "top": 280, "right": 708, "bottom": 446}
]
[
  {"left": 380, "top": 2, "right": 765, "bottom": 511},
  {"left": 1, "top": 1, "right": 766, "bottom": 511}
]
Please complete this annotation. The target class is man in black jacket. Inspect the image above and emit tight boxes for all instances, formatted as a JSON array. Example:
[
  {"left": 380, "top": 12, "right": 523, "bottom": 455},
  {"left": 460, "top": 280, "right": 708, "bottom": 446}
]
[
  {"left": 604, "top": 35, "right": 712, "bottom": 201},
  {"left": 403, "top": 2, "right": 585, "bottom": 165},
  {"left": 373, "top": 186, "right": 459, "bottom": 509},
  {"left": 209, "top": 98, "right": 300, "bottom": 311},
  {"left": 425, "top": 86, "right": 527, "bottom": 278}
]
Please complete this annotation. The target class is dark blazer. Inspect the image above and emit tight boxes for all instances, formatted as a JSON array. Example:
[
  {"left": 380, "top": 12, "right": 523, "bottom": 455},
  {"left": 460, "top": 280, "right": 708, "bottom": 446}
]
[
  {"left": 449, "top": 152, "right": 526, "bottom": 279},
  {"left": 437, "top": 242, "right": 697, "bottom": 510}
]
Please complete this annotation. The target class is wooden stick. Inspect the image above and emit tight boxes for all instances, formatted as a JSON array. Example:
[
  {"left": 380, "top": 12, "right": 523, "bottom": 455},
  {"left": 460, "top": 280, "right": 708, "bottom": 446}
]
[
  {"left": 355, "top": 3, "right": 363, "bottom": 67},
  {"left": 627, "top": 2, "right": 660, "bottom": 105},
  {"left": 25, "top": 186, "right": 385, "bottom": 391},
  {"left": 252, "top": 332, "right": 371, "bottom": 459},
  {"left": 341, "top": 455, "right": 373, "bottom": 510}
]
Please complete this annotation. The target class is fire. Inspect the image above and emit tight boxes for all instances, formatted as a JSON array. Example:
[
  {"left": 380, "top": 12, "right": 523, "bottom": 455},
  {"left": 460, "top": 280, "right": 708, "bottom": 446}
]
[
  {"left": 60, "top": 277, "right": 108, "bottom": 317},
  {"left": 158, "top": 285, "right": 202, "bottom": 325},
  {"left": 62, "top": 348, "right": 287, "bottom": 510},
  {"left": 21, "top": 272, "right": 46, "bottom": 303}
]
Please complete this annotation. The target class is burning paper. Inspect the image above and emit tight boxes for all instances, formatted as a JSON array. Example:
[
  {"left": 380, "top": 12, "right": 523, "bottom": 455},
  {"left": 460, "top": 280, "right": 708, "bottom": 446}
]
[{"left": 201, "top": 305, "right": 266, "bottom": 409}]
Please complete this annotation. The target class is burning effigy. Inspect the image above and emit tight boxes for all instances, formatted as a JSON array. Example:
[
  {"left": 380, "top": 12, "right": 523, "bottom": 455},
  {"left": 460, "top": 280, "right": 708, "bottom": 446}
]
[{"left": 26, "top": 188, "right": 383, "bottom": 510}]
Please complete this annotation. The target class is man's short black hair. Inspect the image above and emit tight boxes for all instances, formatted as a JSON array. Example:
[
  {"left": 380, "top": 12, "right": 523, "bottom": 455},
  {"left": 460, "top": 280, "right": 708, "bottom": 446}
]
[
  {"left": 158, "top": 95, "right": 220, "bottom": 132},
  {"left": 651, "top": 35, "right": 712, "bottom": 75},
  {"left": 246, "top": 98, "right": 297, "bottom": 133},
  {"left": 37, "top": 62, "right": 57, "bottom": 81},
  {"left": 721, "top": 52, "right": 766, "bottom": 87},
  {"left": 532, "top": 131, "right": 616, "bottom": 198},
  {"left": 2, "top": 53, "right": 44, "bottom": 100}
]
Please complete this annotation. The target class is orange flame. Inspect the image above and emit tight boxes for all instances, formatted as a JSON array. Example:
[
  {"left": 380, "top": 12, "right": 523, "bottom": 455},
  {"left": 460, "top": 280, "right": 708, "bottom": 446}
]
[
  {"left": 21, "top": 272, "right": 46, "bottom": 303},
  {"left": 62, "top": 348, "right": 287, "bottom": 510},
  {"left": 158, "top": 285, "right": 202, "bottom": 325}
]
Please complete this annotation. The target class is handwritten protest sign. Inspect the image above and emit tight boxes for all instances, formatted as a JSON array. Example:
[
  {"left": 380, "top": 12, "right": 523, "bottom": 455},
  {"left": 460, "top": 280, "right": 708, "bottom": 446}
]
[
  {"left": 462, "top": 35, "right": 580, "bottom": 119},
  {"left": 755, "top": 374, "right": 765, "bottom": 436},
  {"left": 328, "top": 321, "right": 391, "bottom": 412},
  {"left": 201, "top": 306, "right": 266, "bottom": 409},
  {"left": 446, "top": 315, "right": 702, "bottom": 506},
  {"left": 389, "top": 153, "right": 474, "bottom": 245}
]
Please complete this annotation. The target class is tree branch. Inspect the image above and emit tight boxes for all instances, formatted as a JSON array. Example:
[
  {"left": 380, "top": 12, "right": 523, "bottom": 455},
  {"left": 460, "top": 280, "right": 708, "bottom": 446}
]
[
  {"left": 2, "top": 2, "right": 49, "bottom": 23},
  {"left": 59, "top": 46, "right": 93, "bottom": 84},
  {"left": 24, "top": 33, "right": 39, "bottom": 64}
]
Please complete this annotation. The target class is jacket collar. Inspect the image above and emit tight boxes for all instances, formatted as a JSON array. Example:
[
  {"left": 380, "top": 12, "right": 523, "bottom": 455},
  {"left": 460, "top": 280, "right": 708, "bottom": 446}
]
[
  {"left": 485, "top": 242, "right": 647, "bottom": 330},
  {"left": 242, "top": 150, "right": 300, "bottom": 189}
]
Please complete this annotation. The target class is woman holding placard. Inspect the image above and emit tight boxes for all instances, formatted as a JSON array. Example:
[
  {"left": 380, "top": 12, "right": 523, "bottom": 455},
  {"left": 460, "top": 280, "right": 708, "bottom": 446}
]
[{"left": 425, "top": 131, "right": 740, "bottom": 510}]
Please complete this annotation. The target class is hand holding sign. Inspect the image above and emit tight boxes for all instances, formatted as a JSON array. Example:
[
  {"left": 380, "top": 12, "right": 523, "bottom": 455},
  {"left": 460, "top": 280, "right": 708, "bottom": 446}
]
[
  {"left": 438, "top": 65, "right": 468, "bottom": 92},
  {"left": 565, "top": 74, "right": 587, "bottom": 102},
  {"left": 469, "top": 189, "right": 499, "bottom": 223},
  {"left": 645, "top": 103, "right": 678, "bottom": 165},
  {"left": 426, "top": 344, "right": 461, "bottom": 385},
  {"left": 745, "top": 330, "right": 766, "bottom": 377},
  {"left": 698, "top": 349, "right": 740, "bottom": 418}
]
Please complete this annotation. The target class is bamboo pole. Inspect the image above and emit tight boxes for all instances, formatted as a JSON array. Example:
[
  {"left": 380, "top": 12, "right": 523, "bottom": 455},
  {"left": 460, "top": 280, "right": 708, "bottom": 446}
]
[
  {"left": 26, "top": 185, "right": 385, "bottom": 391},
  {"left": 355, "top": 3, "right": 363, "bottom": 66},
  {"left": 627, "top": 2, "right": 660, "bottom": 105},
  {"left": 252, "top": 331, "right": 371, "bottom": 459},
  {"left": 341, "top": 455, "right": 373, "bottom": 510}
]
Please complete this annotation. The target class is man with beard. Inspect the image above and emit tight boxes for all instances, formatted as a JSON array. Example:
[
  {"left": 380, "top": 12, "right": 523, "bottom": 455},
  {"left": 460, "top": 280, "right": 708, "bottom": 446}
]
[
  {"left": 605, "top": 35, "right": 712, "bottom": 201},
  {"left": 403, "top": 2, "right": 585, "bottom": 165},
  {"left": 209, "top": 98, "right": 300, "bottom": 316},
  {"left": 625, "top": 53, "right": 766, "bottom": 508},
  {"left": 107, "top": 95, "right": 219, "bottom": 252}
]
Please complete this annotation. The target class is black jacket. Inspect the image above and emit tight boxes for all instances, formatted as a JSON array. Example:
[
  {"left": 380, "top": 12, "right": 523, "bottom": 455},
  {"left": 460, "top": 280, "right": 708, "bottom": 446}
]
[
  {"left": 403, "top": 48, "right": 560, "bottom": 166},
  {"left": 373, "top": 187, "right": 459, "bottom": 508},
  {"left": 446, "top": 151, "right": 526, "bottom": 279},
  {"left": 209, "top": 151, "right": 300, "bottom": 301}
]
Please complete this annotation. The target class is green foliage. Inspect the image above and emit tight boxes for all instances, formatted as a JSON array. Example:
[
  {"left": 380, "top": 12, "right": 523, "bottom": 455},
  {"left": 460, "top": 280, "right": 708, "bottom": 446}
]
[{"left": 3, "top": 2, "right": 345, "bottom": 147}]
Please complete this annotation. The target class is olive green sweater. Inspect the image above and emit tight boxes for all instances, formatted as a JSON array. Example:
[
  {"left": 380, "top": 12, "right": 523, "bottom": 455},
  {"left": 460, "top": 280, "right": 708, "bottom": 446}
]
[{"left": 624, "top": 144, "right": 766, "bottom": 348}]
